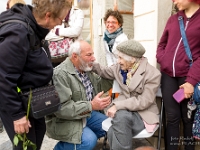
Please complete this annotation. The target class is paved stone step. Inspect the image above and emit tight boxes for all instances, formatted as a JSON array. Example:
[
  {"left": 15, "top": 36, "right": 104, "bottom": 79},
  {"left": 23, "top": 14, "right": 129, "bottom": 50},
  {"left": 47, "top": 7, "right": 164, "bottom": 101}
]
[
  {"left": 0, "top": 129, "right": 57, "bottom": 150},
  {"left": 0, "top": 128, "right": 153, "bottom": 150}
]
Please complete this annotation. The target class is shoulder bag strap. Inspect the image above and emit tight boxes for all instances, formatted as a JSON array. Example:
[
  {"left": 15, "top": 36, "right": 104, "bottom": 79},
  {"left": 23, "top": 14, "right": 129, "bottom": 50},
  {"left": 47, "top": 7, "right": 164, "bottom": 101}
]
[
  {"left": 178, "top": 16, "right": 193, "bottom": 66},
  {"left": 0, "top": 19, "right": 40, "bottom": 51}
]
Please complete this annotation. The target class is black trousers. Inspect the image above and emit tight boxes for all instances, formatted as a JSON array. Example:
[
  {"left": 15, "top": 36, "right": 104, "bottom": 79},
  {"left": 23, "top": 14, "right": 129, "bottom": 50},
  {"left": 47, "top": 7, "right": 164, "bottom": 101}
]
[
  {"left": 0, "top": 110, "right": 46, "bottom": 150},
  {"left": 161, "top": 72, "right": 195, "bottom": 150}
]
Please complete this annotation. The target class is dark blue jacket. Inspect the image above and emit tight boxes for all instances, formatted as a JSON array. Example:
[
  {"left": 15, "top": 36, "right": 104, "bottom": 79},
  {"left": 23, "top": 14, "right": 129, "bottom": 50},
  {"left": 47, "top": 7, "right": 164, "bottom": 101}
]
[{"left": 0, "top": 4, "right": 53, "bottom": 121}]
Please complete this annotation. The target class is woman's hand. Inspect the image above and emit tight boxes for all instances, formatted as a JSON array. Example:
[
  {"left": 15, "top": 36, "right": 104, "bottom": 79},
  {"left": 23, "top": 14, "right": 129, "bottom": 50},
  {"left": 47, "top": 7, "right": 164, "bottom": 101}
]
[
  {"left": 106, "top": 104, "right": 117, "bottom": 118},
  {"left": 13, "top": 116, "right": 31, "bottom": 134},
  {"left": 180, "top": 82, "right": 194, "bottom": 99}
]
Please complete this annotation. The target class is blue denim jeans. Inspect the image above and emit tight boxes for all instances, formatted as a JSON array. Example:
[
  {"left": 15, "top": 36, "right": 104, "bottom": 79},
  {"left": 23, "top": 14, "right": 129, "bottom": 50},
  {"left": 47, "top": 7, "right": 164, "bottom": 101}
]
[{"left": 54, "top": 111, "right": 107, "bottom": 150}]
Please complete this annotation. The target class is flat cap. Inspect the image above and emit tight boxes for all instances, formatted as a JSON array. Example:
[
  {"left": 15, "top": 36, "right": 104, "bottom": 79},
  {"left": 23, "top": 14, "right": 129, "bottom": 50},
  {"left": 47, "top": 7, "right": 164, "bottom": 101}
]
[{"left": 116, "top": 39, "right": 146, "bottom": 58}]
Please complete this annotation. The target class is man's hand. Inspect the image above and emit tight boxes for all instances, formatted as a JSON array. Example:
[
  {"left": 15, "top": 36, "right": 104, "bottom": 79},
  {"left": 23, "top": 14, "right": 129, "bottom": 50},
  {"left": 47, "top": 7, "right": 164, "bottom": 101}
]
[
  {"left": 91, "top": 91, "right": 111, "bottom": 110},
  {"left": 180, "top": 82, "right": 194, "bottom": 99},
  {"left": 13, "top": 116, "right": 31, "bottom": 134},
  {"left": 106, "top": 105, "right": 117, "bottom": 118}
]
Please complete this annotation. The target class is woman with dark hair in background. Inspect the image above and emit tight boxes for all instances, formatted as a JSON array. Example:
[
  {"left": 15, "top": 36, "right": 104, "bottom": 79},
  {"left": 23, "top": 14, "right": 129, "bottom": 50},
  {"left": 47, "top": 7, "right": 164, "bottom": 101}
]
[
  {"left": 103, "top": 9, "right": 128, "bottom": 98},
  {"left": 103, "top": 9, "right": 128, "bottom": 67}
]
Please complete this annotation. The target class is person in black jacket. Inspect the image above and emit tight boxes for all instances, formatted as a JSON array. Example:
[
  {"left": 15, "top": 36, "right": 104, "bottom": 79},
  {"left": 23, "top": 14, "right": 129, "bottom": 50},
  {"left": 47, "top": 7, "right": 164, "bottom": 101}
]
[{"left": 0, "top": 0, "right": 71, "bottom": 149}]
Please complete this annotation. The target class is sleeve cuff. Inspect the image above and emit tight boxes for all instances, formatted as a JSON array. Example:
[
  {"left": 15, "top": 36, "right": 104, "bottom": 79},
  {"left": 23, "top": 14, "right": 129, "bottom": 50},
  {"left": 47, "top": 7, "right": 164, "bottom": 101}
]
[
  {"left": 185, "top": 78, "right": 198, "bottom": 86},
  {"left": 12, "top": 112, "right": 26, "bottom": 121}
]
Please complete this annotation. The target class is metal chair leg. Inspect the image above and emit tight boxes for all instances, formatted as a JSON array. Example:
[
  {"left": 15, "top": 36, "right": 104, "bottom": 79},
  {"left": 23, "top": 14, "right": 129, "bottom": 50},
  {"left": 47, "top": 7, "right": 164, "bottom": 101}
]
[
  {"left": 163, "top": 104, "right": 167, "bottom": 150},
  {"left": 157, "top": 97, "right": 166, "bottom": 150},
  {"left": 111, "top": 93, "right": 115, "bottom": 100},
  {"left": 102, "top": 132, "right": 108, "bottom": 150},
  {"left": 157, "top": 98, "right": 164, "bottom": 150}
]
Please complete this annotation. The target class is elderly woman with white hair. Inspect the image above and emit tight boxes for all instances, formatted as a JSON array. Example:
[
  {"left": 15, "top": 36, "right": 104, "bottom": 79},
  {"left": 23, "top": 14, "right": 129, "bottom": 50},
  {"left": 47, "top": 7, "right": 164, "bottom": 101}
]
[{"left": 92, "top": 39, "right": 161, "bottom": 150}]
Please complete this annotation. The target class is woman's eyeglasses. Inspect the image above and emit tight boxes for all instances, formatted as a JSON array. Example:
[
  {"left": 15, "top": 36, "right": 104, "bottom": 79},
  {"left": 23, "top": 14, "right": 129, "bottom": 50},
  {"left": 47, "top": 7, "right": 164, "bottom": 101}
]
[
  {"left": 57, "top": 17, "right": 64, "bottom": 24},
  {"left": 106, "top": 21, "right": 118, "bottom": 25}
]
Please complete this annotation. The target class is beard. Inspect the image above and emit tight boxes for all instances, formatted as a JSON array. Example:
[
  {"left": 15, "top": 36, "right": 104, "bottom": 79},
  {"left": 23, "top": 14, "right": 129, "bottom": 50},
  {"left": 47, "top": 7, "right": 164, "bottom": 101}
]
[{"left": 78, "top": 57, "right": 93, "bottom": 72}]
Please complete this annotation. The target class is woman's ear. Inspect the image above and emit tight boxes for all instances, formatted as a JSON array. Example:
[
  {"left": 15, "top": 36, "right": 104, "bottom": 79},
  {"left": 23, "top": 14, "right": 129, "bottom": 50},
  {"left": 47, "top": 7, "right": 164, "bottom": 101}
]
[
  {"left": 45, "top": 12, "right": 51, "bottom": 23},
  {"left": 43, "top": 12, "right": 52, "bottom": 28},
  {"left": 131, "top": 57, "right": 136, "bottom": 63}
]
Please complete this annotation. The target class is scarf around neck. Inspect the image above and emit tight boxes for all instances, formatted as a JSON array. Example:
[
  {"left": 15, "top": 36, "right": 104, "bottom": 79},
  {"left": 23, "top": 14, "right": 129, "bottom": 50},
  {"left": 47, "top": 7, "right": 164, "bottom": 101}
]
[
  {"left": 104, "top": 27, "right": 123, "bottom": 52},
  {"left": 126, "top": 59, "right": 141, "bottom": 86}
]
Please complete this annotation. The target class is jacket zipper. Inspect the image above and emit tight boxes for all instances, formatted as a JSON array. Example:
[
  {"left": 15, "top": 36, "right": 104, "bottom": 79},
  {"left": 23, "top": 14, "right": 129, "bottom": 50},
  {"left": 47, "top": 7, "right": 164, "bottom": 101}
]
[{"left": 172, "top": 19, "right": 189, "bottom": 77}]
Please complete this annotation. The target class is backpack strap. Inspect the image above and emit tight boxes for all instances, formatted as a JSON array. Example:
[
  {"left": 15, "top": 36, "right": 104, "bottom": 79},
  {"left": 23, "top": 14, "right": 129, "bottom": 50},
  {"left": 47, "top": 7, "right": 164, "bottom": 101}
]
[
  {"left": 0, "top": 19, "right": 40, "bottom": 50},
  {"left": 178, "top": 16, "right": 193, "bottom": 66}
]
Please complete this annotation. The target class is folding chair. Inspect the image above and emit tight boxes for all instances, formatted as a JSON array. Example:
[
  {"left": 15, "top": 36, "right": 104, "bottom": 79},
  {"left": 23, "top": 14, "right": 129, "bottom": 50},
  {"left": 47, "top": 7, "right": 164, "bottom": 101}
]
[
  {"left": 156, "top": 87, "right": 166, "bottom": 150},
  {"left": 102, "top": 87, "right": 166, "bottom": 150}
]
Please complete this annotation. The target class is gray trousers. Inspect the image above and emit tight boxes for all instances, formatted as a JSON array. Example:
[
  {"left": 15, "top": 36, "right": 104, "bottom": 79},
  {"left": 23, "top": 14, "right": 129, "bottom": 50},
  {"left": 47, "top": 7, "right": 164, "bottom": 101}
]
[{"left": 107, "top": 110, "right": 145, "bottom": 150}]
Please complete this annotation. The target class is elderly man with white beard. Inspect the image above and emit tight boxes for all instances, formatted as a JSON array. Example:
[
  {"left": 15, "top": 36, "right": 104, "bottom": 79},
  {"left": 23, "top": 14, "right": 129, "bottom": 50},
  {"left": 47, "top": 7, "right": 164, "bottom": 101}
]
[{"left": 45, "top": 40, "right": 113, "bottom": 150}]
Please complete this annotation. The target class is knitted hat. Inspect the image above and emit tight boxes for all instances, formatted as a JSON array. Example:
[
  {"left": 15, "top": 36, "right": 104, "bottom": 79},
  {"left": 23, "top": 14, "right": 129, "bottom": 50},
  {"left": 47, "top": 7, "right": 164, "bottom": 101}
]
[{"left": 116, "top": 39, "right": 146, "bottom": 58}]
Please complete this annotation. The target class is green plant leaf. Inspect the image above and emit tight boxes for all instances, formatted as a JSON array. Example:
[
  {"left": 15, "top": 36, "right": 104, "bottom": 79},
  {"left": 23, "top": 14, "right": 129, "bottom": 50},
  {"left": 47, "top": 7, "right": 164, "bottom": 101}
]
[
  {"left": 31, "top": 144, "right": 37, "bottom": 150},
  {"left": 29, "top": 140, "right": 37, "bottom": 150},
  {"left": 17, "top": 134, "right": 23, "bottom": 141},
  {"left": 24, "top": 146, "right": 27, "bottom": 150},
  {"left": 13, "top": 135, "right": 19, "bottom": 146},
  {"left": 29, "top": 141, "right": 36, "bottom": 146}
]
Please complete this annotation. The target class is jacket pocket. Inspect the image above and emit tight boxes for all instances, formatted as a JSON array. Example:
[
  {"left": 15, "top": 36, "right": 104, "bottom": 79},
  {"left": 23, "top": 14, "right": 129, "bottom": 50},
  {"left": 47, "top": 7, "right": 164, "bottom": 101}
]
[
  {"left": 55, "top": 119, "right": 75, "bottom": 137},
  {"left": 135, "top": 85, "right": 144, "bottom": 94},
  {"left": 72, "top": 91, "right": 82, "bottom": 102}
]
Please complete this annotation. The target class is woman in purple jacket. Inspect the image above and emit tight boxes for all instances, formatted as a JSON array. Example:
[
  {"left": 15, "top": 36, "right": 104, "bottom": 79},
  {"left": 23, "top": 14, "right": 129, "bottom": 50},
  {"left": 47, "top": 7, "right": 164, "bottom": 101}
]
[{"left": 156, "top": 0, "right": 200, "bottom": 150}]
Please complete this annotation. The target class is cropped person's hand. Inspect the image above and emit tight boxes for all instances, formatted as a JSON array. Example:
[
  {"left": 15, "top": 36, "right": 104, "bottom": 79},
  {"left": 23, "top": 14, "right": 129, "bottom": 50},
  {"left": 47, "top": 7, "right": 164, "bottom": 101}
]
[
  {"left": 180, "top": 82, "right": 194, "bottom": 99},
  {"left": 106, "top": 105, "right": 117, "bottom": 118},
  {"left": 91, "top": 91, "right": 111, "bottom": 110},
  {"left": 13, "top": 116, "right": 31, "bottom": 134}
]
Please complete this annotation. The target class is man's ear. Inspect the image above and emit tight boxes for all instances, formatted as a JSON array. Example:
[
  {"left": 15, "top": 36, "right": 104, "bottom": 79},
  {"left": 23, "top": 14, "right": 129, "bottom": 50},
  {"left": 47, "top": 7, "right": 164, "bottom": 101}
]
[{"left": 72, "top": 53, "right": 78, "bottom": 59}]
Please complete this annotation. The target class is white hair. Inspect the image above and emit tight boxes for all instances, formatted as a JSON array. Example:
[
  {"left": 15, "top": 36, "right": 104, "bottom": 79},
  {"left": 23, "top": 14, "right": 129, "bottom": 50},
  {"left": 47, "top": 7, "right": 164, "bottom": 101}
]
[
  {"left": 68, "top": 40, "right": 81, "bottom": 58},
  {"left": 113, "top": 49, "right": 141, "bottom": 62}
]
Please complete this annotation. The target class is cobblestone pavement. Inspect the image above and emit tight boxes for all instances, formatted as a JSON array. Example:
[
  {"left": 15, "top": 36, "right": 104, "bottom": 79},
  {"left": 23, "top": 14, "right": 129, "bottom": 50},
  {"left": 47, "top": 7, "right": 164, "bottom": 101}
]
[
  {"left": 0, "top": 129, "right": 58, "bottom": 150},
  {"left": 0, "top": 128, "right": 153, "bottom": 150}
]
